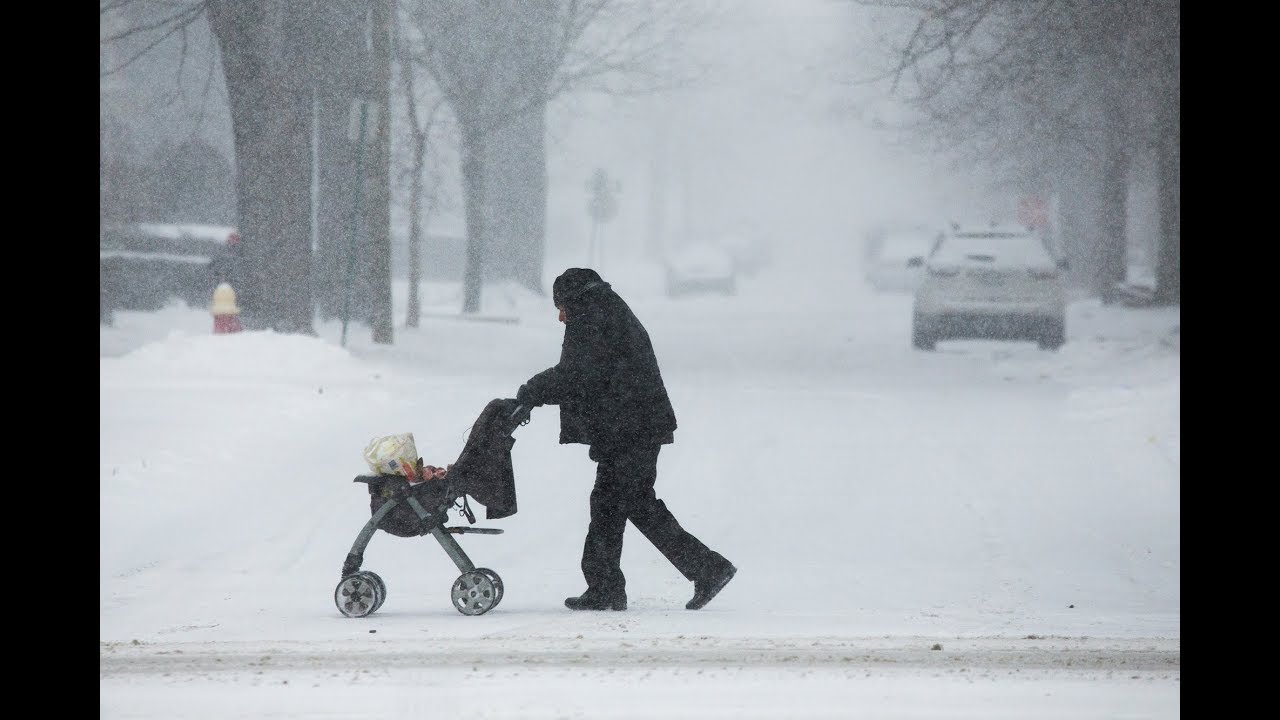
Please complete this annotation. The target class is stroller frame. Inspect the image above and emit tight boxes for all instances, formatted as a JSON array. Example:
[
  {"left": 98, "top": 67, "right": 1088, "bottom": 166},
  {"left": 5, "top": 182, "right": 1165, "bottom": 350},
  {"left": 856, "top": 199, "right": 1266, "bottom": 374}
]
[
  {"left": 334, "top": 403, "right": 529, "bottom": 618},
  {"left": 334, "top": 474, "right": 506, "bottom": 618}
]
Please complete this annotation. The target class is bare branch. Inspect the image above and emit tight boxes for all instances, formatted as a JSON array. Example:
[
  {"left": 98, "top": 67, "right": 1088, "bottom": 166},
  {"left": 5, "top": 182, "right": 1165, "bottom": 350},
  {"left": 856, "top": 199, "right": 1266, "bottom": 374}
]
[
  {"left": 100, "top": 1, "right": 205, "bottom": 44},
  {"left": 100, "top": 1, "right": 207, "bottom": 78}
]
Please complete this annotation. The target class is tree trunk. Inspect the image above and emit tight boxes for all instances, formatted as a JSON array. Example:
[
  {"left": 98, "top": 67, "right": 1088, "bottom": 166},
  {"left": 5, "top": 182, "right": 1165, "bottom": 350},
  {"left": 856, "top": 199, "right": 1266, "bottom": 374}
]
[
  {"left": 397, "top": 20, "right": 429, "bottom": 329},
  {"left": 366, "top": 0, "right": 395, "bottom": 344},
  {"left": 208, "top": 0, "right": 315, "bottom": 335},
  {"left": 483, "top": 126, "right": 513, "bottom": 283},
  {"left": 1098, "top": 128, "right": 1129, "bottom": 305},
  {"left": 460, "top": 122, "right": 487, "bottom": 314},
  {"left": 406, "top": 127, "right": 426, "bottom": 328},
  {"left": 485, "top": 107, "right": 548, "bottom": 294},
  {"left": 1054, "top": 152, "right": 1104, "bottom": 298},
  {"left": 1153, "top": 75, "right": 1180, "bottom": 306},
  {"left": 312, "top": 0, "right": 363, "bottom": 322},
  {"left": 1153, "top": 114, "right": 1179, "bottom": 305}
]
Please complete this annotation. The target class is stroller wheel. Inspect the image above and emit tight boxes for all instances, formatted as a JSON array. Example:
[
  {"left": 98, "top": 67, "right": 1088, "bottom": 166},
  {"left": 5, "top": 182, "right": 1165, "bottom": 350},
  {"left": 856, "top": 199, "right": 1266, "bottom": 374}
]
[
  {"left": 335, "top": 573, "right": 383, "bottom": 618},
  {"left": 362, "top": 571, "right": 387, "bottom": 613},
  {"left": 451, "top": 570, "right": 500, "bottom": 616},
  {"left": 474, "top": 568, "right": 504, "bottom": 609}
]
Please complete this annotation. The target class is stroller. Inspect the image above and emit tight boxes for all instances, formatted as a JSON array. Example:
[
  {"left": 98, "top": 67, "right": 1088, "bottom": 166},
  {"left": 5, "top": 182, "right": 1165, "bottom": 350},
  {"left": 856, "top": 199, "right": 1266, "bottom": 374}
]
[{"left": 334, "top": 398, "right": 530, "bottom": 618}]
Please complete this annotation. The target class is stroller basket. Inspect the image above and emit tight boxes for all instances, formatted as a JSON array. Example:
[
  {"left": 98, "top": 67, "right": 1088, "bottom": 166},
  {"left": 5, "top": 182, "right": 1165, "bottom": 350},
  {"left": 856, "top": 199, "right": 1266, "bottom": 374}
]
[
  {"left": 363, "top": 473, "right": 458, "bottom": 539},
  {"left": 334, "top": 399, "right": 530, "bottom": 618}
]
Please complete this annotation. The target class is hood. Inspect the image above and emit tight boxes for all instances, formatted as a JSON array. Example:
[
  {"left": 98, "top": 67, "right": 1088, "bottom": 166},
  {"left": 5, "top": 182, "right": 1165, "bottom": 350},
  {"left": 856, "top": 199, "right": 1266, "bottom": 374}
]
[{"left": 552, "top": 268, "right": 609, "bottom": 307}]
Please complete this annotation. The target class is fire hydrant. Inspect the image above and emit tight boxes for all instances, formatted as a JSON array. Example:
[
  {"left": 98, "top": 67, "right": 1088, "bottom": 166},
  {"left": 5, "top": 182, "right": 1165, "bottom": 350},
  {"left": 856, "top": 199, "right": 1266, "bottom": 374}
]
[{"left": 210, "top": 282, "right": 243, "bottom": 334}]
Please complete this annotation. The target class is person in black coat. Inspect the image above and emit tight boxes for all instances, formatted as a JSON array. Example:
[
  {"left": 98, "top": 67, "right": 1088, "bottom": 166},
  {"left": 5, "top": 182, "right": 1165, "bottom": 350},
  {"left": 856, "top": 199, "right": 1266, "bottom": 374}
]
[{"left": 516, "top": 268, "right": 737, "bottom": 611}]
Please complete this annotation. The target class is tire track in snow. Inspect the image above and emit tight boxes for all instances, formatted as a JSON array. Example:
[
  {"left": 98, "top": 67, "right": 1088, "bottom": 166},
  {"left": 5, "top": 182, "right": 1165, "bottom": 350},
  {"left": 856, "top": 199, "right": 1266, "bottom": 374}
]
[{"left": 101, "top": 636, "right": 1179, "bottom": 676}]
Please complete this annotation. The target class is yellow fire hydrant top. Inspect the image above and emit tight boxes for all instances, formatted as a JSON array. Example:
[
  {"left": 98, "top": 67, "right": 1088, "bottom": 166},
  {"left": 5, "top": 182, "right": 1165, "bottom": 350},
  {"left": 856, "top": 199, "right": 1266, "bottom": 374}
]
[{"left": 210, "top": 282, "right": 241, "bottom": 315}]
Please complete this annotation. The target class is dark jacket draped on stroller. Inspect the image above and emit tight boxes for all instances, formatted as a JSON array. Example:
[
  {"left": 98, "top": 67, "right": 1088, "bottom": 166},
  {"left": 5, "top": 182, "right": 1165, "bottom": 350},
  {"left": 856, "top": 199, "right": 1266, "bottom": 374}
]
[{"left": 448, "top": 397, "right": 523, "bottom": 519}]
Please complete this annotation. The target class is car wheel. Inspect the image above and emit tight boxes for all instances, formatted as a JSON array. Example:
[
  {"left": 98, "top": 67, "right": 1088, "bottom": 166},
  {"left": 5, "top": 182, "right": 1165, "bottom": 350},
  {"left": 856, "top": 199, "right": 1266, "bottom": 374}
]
[
  {"left": 1037, "top": 319, "right": 1065, "bottom": 351},
  {"left": 912, "top": 312, "right": 936, "bottom": 351}
]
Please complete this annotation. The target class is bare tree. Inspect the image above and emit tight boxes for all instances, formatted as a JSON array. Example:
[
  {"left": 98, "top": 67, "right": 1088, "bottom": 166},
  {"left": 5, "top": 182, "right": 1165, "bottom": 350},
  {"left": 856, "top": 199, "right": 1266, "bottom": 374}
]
[
  {"left": 401, "top": 1, "right": 564, "bottom": 312},
  {"left": 206, "top": 0, "right": 317, "bottom": 334},
  {"left": 849, "top": 0, "right": 1179, "bottom": 304},
  {"left": 364, "top": 0, "right": 397, "bottom": 344},
  {"left": 104, "top": 0, "right": 318, "bottom": 332},
  {"left": 395, "top": 24, "right": 453, "bottom": 328},
  {"left": 401, "top": 0, "right": 718, "bottom": 312},
  {"left": 101, "top": 0, "right": 230, "bottom": 228},
  {"left": 105, "top": 0, "right": 401, "bottom": 337}
]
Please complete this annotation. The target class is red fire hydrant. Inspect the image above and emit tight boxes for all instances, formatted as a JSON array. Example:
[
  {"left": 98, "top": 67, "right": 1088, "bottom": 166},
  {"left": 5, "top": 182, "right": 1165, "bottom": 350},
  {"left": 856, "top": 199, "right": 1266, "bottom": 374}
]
[{"left": 211, "top": 282, "right": 243, "bottom": 334}]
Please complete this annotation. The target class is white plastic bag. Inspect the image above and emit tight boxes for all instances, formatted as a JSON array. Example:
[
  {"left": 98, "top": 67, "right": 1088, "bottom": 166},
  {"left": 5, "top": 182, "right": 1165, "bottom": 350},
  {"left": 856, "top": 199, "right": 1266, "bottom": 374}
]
[{"left": 363, "top": 432, "right": 421, "bottom": 482}]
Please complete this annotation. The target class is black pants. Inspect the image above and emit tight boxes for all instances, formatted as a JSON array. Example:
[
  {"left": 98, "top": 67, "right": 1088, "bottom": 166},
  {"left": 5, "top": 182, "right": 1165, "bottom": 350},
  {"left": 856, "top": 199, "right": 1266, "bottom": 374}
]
[{"left": 581, "top": 443, "right": 728, "bottom": 595}]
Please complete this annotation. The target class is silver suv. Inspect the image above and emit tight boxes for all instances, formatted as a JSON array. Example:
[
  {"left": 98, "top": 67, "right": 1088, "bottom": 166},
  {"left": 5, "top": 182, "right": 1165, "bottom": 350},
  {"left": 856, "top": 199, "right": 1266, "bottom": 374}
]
[{"left": 911, "top": 223, "right": 1068, "bottom": 351}]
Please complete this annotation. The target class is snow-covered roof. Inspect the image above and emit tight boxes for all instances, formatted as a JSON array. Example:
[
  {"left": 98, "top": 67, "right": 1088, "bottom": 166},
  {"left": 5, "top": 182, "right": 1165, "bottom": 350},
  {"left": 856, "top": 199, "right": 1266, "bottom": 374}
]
[{"left": 134, "top": 223, "right": 238, "bottom": 245}]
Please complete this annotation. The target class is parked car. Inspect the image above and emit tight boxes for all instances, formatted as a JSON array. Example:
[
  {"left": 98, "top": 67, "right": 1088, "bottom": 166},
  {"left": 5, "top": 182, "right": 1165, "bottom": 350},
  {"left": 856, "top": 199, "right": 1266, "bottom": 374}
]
[
  {"left": 864, "top": 226, "right": 942, "bottom": 293},
  {"left": 664, "top": 243, "right": 737, "bottom": 297},
  {"left": 911, "top": 222, "right": 1068, "bottom": 351},
  {"left": 716, "top": 233, "right": 773, "bottom": 277},
  {"left": 100, "top": 222, "right": 241, "bottom": 320}
]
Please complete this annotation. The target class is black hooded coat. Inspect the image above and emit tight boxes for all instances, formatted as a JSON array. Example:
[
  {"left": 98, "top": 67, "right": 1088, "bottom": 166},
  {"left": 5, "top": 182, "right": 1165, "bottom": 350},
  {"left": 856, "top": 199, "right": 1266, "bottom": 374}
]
[{"left": 518, "top": 268, "right": 677, "bottom": 453}]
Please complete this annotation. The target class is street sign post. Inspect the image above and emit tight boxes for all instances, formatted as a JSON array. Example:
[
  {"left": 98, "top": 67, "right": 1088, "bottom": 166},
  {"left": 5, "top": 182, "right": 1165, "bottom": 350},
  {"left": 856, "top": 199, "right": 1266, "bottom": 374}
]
[{"left": 586, "top": 168, "right": 619, "bottom": 267}]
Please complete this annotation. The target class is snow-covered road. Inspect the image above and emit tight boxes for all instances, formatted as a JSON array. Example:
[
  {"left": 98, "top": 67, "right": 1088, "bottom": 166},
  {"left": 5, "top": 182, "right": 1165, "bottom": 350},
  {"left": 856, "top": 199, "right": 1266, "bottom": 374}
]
[{"left": 102, "top": 271, "right": 1179, "bottom": 718}]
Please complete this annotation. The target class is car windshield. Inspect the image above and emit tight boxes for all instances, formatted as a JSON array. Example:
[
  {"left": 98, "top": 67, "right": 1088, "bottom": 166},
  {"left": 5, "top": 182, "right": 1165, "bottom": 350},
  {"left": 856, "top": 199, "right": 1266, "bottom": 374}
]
[{"left": 931, "top": 232, "right": 1055, "bottom": 266}]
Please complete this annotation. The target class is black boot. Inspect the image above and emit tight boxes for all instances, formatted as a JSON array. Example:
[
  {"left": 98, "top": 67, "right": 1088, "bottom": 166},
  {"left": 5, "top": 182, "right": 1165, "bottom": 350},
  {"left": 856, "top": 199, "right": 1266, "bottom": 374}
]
[
  {"left": 686, "top": 563, "right": 736, "bottom": 610},
  {"left": 565, "top": 589, "right": 627, "bottom": 611}
]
